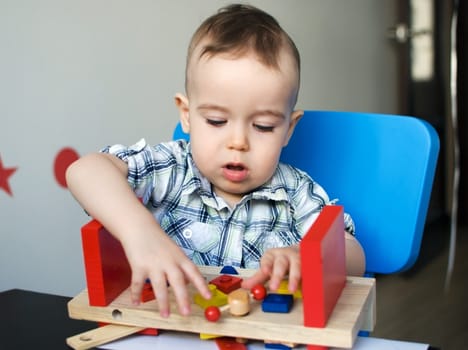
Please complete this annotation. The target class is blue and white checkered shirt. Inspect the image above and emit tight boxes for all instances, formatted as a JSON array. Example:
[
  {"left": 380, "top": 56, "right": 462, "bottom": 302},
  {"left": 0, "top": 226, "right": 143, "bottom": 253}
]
[{"left": 102, "top": 139, "right": 354, "bottom": 269}]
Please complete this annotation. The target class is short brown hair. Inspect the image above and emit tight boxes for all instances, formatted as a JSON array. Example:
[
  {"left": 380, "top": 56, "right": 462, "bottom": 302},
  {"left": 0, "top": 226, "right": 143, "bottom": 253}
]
[{"left": 185, "top": 4, "right": 300, "bottom": 91}]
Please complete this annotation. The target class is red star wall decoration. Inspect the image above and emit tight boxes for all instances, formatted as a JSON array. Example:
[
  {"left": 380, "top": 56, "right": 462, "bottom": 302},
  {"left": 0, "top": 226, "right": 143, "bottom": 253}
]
[
  {"left": 0, "top": 148, "right": 80, "bottom": 198},
  {"left": 0, "top": 156, "right": 18, "bottom": 197}
]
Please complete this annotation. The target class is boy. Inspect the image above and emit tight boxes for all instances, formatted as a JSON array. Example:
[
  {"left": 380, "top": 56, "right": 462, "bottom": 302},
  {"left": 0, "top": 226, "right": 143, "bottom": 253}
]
[{"left": 66, "top": 4, "right": 365, "bottom": 318}]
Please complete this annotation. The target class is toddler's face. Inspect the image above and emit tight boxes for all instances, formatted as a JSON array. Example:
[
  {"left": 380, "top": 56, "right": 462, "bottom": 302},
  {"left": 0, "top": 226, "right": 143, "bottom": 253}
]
[{"left": 177, "top": 50, "right": 302, "bottom": 207}]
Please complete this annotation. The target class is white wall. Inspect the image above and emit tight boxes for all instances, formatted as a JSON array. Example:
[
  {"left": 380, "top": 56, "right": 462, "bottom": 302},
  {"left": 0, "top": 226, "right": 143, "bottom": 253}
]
[{"left": 0, "top": 0, "right": 398, "bottom": 296}]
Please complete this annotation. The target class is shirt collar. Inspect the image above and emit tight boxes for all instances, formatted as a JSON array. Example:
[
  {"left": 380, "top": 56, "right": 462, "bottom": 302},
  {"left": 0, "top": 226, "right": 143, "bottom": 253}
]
[{"left": 243, "top": 168, "right": 290, "bottom": 203}]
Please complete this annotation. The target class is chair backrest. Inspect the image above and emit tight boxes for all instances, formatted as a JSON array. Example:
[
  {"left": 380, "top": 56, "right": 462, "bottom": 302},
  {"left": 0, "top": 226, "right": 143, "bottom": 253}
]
[{"left": 173, "top": 110, "right": 440, "bottom": 275}]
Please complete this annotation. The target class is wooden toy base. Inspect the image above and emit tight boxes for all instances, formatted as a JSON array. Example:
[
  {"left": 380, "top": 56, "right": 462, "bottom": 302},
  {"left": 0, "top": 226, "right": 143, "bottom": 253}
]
[{"left": 68, "top": 267, "right": 376, "bottom": 349}]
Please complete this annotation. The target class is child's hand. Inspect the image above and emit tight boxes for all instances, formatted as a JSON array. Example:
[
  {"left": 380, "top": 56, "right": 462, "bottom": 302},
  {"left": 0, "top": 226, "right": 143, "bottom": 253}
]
[
  {"left": 121, "top": 227, "right": 212, "bottom": 318},
  {"left": 241, "top": 245, "right": 300, "bottom": 293},
  {"left": 65, "top": 153, "right": 211, "bottom": 316}
]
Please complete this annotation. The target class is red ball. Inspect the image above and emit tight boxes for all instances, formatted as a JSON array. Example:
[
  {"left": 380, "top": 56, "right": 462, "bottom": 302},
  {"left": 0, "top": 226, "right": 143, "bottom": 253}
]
[
  {"left": 204, "top": 305, "right": 221, "bottom": 322},
  {"left": 250, "top": 284, "right": 267, "bottom": 301}
]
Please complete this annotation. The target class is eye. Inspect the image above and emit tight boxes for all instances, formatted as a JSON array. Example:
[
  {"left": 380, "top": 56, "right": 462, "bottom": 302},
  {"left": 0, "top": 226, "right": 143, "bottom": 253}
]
[
  {"left": 254, "top": 124, "right": 274, "bottom": 132},
  {"left": 206, "top": 119, "right": 226, "bottom": 127}
]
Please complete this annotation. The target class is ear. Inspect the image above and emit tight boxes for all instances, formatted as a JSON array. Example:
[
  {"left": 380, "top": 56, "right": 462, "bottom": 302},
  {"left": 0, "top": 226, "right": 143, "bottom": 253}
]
[
  {"left": 174, "top": 93, "right": 190, "bottom": 133},
  {"left": 284, "top": 109, "right": 304, "bottom": 146}
]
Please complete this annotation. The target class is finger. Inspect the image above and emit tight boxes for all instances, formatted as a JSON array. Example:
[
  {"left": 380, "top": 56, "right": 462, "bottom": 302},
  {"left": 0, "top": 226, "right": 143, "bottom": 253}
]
[
  {"left": 183, "top": 262, "right": 211, "bottom": 300},
  {"left": 260, "top": 252, "right": 274, "bottom": 276},
  {"left": 167, "top": 269, "right": 192, "bottom": 316},
  {"left": 242, "top": 252, "right": 275, "bottom": 289},
  {"left": 287, "top": 255, "right": 301, "bottom": 292},
  {"left": 269, "top": 255, "right": 289, "bottom": 291},
  {"left": 130, "top": 274, "right": 145, "bottom": 306},
  {"left": 150, "top": 272, "right": 170, "bottom": 318},
  {"left": 241, "top": 269, "right": 269, "bottom": 290}
]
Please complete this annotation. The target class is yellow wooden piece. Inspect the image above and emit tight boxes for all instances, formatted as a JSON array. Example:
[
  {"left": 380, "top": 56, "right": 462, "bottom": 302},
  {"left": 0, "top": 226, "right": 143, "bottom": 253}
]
[
  {"left": 194, "top": 284, "right": 228, "bottom": 308},
  {"left": 276, "top": 280, "right": 302, "bottom": 299},
  {"left": 199, "top": 333, "right": 221, "bottom": 340},
  {"left": 68, "top": 267, "right": 376, "bottom": 349}
]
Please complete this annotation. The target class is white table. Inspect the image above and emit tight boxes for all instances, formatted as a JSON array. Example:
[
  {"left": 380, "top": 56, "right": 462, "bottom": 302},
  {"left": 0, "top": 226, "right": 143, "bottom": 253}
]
[{"left": 99, "top": 331, "right": 430, "bottom": 350}]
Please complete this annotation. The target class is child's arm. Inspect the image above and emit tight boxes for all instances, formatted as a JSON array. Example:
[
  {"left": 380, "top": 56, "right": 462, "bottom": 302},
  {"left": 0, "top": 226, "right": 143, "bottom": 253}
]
[
  {"left": 344, "top": 231, "right": 366, "bottom": 276},
  {"left": 241, "top": 233, "right": 365, "bottom": 292},
  {"left": 66, "top": 152, "right": 211, "bottom": 317}
]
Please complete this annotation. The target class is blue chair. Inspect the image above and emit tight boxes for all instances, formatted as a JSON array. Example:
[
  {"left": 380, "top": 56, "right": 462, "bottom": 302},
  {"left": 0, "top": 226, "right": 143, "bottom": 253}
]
[{"left": 173, "top": 110, "right": 440, "bottom": 275}]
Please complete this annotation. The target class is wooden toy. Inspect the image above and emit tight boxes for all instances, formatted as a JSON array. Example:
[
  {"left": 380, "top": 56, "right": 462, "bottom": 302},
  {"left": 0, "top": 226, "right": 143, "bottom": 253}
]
[
  {"left": 300, "top": 205, "right": 346, "bottom": 328},
  {"left": 265, "top": 342, "right": 293, "bottom": 349},
  {"left": 203, "top": 284, "right": 267, "bottom": 321},
  {"left": 140, "top": 282, "right": 155, "bottom": 303},
  {"left": 262, "top": 293, "right": 294, "bottom": 313},
  {"left": 97, "top": 322, "right": 159, "bottom": 336},
  {"left": 227, "top": 289, "right": 250, "bottom": 316},
  {"left": 67, "top": 205, "right": 376, "bottom": 349},
  {"left": 220, "top": 265, "right": 239, "bottom": 275},
  {"left": 80, "top": 219, "right": 131, "bottom": 306},
  {"left": 215, "top": 337, "right": 248, "bottom": 350},
  {"left": 250, "top": 284, "right": 267, "bottom": 301},
  {"left": 210, "top": 274, "right": 243, "bottom": 294},
  {"left": 204, "top": 305, "right": 222, "bottom": 322},
  {"left": 194, "top": 284, "right": 228, "bottom": 309},
  {"left": 276, "top": 280, "right": 302, "bottom": 298}
]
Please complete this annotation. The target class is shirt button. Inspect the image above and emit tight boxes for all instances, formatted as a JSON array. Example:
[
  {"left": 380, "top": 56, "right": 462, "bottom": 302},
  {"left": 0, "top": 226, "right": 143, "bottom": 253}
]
[{"left": 182, "top": 228, "right": 193, "bottom": 239}]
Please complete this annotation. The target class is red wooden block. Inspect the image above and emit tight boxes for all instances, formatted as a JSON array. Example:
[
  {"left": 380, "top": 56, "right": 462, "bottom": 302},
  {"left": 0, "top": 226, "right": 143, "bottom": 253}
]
[
  {"left": 138, "top": 328, "right": 159, "bottom": 336},
  {"left": 141, "top": 282, "right": 156, "bottom": 303},
  {"left": 81, "top": 220, "right": 131, "bottom": 306},
  {"left": 209, "top": 274, "right": 243, "bottom": 294},
  {"left": 300, "top": 205, "right": 346, "bottom": 328},
  {"left": 215, "top": 337, "right": 247, "bottom": 350}
]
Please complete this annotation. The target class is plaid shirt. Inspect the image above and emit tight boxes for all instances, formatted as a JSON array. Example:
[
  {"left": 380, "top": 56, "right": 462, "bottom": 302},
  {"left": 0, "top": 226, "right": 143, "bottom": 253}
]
[{"left": 103, "top": 139, "right": 354, "bottom": 269}]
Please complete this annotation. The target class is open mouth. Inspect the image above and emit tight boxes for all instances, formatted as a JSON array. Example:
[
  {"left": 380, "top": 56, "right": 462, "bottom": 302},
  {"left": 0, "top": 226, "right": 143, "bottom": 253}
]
[
  {"left": 222, "top": 163, "right": 249, "bottom": 182},
  {"left": 226, "top": 164, "right": 246, "bottom": 171}
]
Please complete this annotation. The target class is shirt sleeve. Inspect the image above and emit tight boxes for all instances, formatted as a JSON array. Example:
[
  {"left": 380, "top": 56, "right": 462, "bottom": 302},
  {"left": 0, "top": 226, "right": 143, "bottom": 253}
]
[{"left": 100, "top": 139, "right": 184, "bottom": 206}]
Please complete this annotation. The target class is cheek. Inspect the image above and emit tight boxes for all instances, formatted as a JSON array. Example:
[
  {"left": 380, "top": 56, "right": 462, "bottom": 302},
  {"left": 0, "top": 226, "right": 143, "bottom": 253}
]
[
  {"left": 255, "top": 132, "right": 287, "bottom": 156},
  {"left": 190, "top": 138, "right": 218, "bottom": 172},
  {"left": 255, "top": 140, "right": 284, "bottom": 169}
]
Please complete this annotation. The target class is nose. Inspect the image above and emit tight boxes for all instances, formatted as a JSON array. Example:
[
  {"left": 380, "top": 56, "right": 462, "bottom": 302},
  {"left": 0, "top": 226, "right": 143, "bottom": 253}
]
[{"left": 227, "top": 125, "right": 249, "bottom": 151}]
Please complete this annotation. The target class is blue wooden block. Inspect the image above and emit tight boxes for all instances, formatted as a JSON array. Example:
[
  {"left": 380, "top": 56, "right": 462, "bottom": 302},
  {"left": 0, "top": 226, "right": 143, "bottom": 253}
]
[
  {"left": 261, "top": 293, "right": 293, "bottom": 313},
  {"left": 264, "top": 343, "right": 292, "bottom": 349},
  {"left": 220, "top": 265, "right": 239, "bottom": 275}
]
